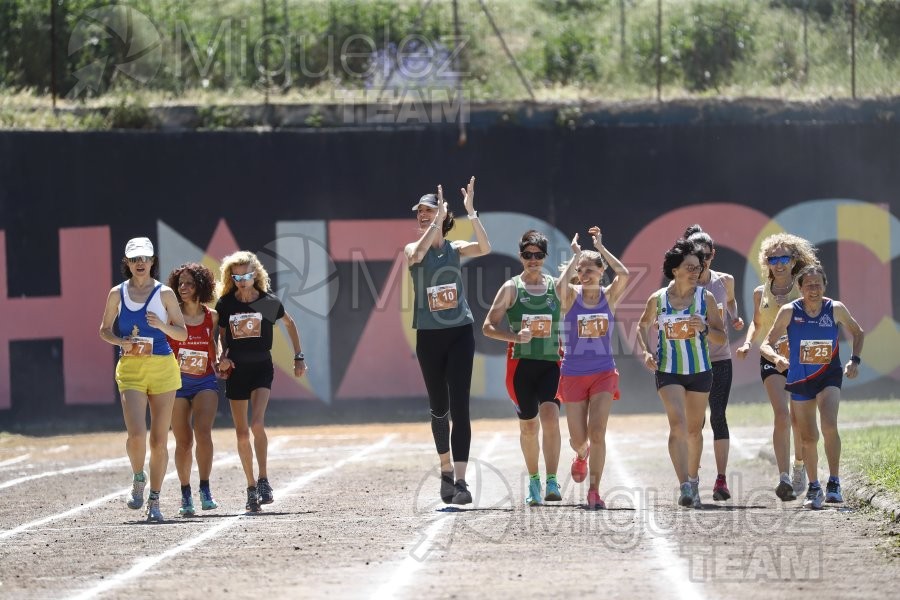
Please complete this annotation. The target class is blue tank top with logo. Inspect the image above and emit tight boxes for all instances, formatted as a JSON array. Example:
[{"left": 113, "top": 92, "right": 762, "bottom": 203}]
[
  {"left": 786, "top": 298, "right": 840, "bottom": 387},
  {"left": 117, "top": 283, "right": 173, "bottom": 356}
]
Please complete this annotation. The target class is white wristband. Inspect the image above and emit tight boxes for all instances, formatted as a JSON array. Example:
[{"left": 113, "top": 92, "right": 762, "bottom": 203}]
[{"left": 468, "top": 211, "right": 478, "bottom": 219}]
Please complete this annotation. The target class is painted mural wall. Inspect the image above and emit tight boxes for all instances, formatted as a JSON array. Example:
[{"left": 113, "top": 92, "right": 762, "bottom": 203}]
[{"left": 1, "top": 123, "right": 897, "bottom": 423}]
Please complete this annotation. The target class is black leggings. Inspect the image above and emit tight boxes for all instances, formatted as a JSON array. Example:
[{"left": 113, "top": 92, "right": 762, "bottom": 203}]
[
  {"left": 415, "top": 324, "right": 474, "bottom": 463},
  {"left": 709, "top": 359, "right": 732, "bottom": 440}
]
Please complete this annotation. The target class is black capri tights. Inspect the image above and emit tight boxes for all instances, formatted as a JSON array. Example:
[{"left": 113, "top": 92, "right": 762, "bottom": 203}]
[
  {"left": 415, "top": 324, "right": 475, "bottom": 463},
  {"left": 709, "top": 359, "right": 732, "bottom": 441}
]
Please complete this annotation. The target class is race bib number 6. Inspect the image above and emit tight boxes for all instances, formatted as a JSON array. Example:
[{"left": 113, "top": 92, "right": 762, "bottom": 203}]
[
  {"left": 178, "top": 348, "right": 208, "bottom": 375},
  {"left": 663, "top": 316, "right": 697, "bottom": 340},
  {"left": 522, "top": 314, "right": 553, "bottom": 338},
  {"left": 427, "top": 284, "right": 458, "bottom": 312},
  {"left": 230, "top": 313, "right": 263, "bottom": 339},
  {"left": 800, "top": 339, "right": 833, "bottom": 364},
  {"left": 578, "top": 313, "right": 609, "bottom": 338}
]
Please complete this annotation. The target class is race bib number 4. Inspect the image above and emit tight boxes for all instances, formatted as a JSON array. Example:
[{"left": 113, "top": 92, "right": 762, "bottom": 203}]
[
  {"left": 178, "top": 348, "right": 208, "bottom": 375},
  {"left": 230, "top": 313, "right": 263, "bottom": 339},
  {"left": 427, "top": 284, "right": 458, "bottom": 312},
  {"left": 800, "top": 339, "right": 833, "bottom": 364},
  {"left": 578, "top": 313, "right": 609, "bottom": 338},
  {"left": 663, "top": 317, "right": 697, "bottom": 340},
  {"left": 522, "top": 314, "right": 553, "bottom": 338},
  {"left": 125, "top": 336, "right": 153, "bottom": 357},
  {"left": 775, "top": 335, "right": 790, "bottom": 359}
]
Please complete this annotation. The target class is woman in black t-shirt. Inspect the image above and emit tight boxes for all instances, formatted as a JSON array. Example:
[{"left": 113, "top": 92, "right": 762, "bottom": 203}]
[{"left": 215, "top": 251, "right": 306, "bottom": 512}]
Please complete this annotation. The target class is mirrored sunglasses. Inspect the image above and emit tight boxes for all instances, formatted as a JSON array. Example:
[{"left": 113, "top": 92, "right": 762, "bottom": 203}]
[{"left": 231, "top": 272, "right": 255, "bottom": 282}]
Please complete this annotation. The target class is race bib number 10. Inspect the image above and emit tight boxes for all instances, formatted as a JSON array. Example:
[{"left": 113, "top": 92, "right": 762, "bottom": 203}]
[
  {"left": 427, "top": 284, "right": 458, "bottom": 312},
  {"left": 178, "top": 348, "right": 208, "bottom": 375},
  {"left": 800, "top": 339, "right": 833, "bottom": 364},
  {"left": 522, "top": 314, "right": 553, "bottom": 338},
  {"left": 578, "top": 313, "right": 609, "bottom": 338},
  {"left": 231, "top": 313, "right": 263, "bottom": 339}
]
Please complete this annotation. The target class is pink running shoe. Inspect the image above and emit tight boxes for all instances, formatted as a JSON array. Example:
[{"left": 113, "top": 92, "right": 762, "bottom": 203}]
[
  {"left": 587, "top": 488, "right": 606, "bottom": 510},
  {"left": 571, "top": 445, "right": 590, "bottom": 483}
]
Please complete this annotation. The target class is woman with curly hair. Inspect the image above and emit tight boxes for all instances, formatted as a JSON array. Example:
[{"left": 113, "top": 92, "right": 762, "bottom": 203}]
[
  {"left": 215, "top": 251, "right": 307, "bottom": 512},
  {"left": 736, "top": 233, "right": 819, "bottom": 502},
  {"left": 165, "top": 262, "right": 221, "bottom": 516},
  {"left": 636, "top": 239, "right": 726, "bottom": 509}
]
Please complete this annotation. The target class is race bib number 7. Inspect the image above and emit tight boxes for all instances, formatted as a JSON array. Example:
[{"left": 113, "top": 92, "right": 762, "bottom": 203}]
[
  {"left": 230, "top": 313, "right": 263, "bottom": 339},
  {"left": 800, "top": 339, "right": 833, "bottom": 364},
  {"left": 663, "top": 316, "right": 697, "bottom": 340},
  {"left": 427, "top": 284, "right": 458, "bottom": 312},
  {"left": 125, "top": 336, "right": 154, "bottom": 357},
  {"left": 178, "top": 348, "right": 208, "bottom": 375},
  {"left": 522, "top": 314, "right": 553, "bottom": 338},
  {"left": 578, "top": 313, "right": 609, "bottom": 338}
]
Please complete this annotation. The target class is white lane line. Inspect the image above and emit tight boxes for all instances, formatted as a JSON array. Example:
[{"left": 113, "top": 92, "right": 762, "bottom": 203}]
[
  {"left": 0, "top": 458, "right": 129, "bottom": 491},
  {"left": 65, "top": 434, "right": 396, "bottom": 600},
  {"left": 0, "top": 454, "right": 30, "bottom": 468},
  {"left": 371, "top": 433, "right": 504, "bottom": 600},
  {"left": 0, "top": 437, "right": 296, "bottom": 541},
  {"left": 606, "top": 435, "right": 706, "bottom": 600},
  {"left": 46, "top": 445, "right": 71, "bottom": 455}
]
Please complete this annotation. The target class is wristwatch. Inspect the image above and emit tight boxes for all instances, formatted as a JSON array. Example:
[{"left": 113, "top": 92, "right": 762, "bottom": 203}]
[
  {"left": 294, "top": 352, "right": 305, "bottom": 361},
  {"left": 850, "top": 355, "right": 861, "bottom": 364}
]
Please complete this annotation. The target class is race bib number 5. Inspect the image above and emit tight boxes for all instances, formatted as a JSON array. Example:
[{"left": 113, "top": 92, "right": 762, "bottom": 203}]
[
  {"left": 800, "top": 340, "right": 833, "bottom": 364},
  {"left": 578, "top": 313, "right": 609, "bottom": 338},
  {"left": 230, "top": 313, "right": 263, "bottom": 339},
  {"left": 427, "top": 284, "right": 458, "bottom": 312},
  {"left": 663, "top": 316, "right": 697, "bottom": 340},
  {"left": 125, "top": 336, "right": 154, "bottom": 357},
  {"left": 178, "top": 348, "right": 208, "bottom": 375},
  {"left": 522, "top": 314, "right": 553, "bottom": 338}
]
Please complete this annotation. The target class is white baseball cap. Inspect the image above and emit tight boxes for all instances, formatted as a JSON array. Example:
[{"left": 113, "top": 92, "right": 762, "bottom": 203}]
[{"left": 124, "top": 237, "right": 155, "bottom": 258}]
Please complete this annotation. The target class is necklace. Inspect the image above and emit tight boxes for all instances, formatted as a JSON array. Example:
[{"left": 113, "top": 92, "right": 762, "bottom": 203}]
[{"left": 771, "top": 280, "right": 793, "bottom": 303}]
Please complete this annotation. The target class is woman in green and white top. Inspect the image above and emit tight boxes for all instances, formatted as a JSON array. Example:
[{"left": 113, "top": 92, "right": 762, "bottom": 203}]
[
  {"left": 484, "top": 230, "right": 573, "bottom": 506},
  {"left": 637, "top": 238, "right": 726, "bottom": 509}
]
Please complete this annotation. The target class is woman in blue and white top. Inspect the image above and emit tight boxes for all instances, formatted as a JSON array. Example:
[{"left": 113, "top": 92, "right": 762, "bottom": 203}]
[
  {"left": 760, "top": 264, "right": 864, "bottom": 510},
  {"left": 99, "top": 237, "right": 187, "bottom": 522},
  {"left": 405, "top": 176, "right": 491, "bottom": 506},
  {"left": 636, "top": 239, "right": 726, "bottom": 509}
]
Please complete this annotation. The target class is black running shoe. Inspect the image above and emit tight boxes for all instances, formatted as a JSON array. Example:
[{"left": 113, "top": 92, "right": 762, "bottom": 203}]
[
  {"left": 246, "top": 486, "right": 261, "bottom": 512},
  {"left": 257, "top": 478, "right": 274, "bottom": 505},
  {"left": 440, "top": 471, "right": 455, "bottom": 504},
  {"left": 452, "top": 479, "right": 472, "bottom": 505},
  {"left": 775, "top": 480, "right": 796, "bottom": 501}
]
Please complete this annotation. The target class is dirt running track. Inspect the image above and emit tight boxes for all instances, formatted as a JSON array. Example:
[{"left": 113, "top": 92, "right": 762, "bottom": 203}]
[{"left": 0, "top": 414, "right": 898, "bottom": 599}]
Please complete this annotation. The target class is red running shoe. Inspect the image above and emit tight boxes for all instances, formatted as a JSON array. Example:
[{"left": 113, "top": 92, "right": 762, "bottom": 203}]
[
  {"left": 587, "top": 488, "right": 606, "bottom": 509},
  {"left": 571, "top": 445, "right": 590, "bottom": 483},
  {"left": 712, "top": 475, "right": 731, "bottom": 501}
]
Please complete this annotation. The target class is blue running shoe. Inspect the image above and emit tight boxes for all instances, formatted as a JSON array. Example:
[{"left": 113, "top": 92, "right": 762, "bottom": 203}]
[
  {"left": 825, "top": 481, "right": 843, "bottom": 503},
  {"left": 199, "top": 487, "right": 218, "bottom": 510},
  {"left": 526, "top": 478, "right": 543, "bottom": 506},
  {"left": 126, "top": 472, "right": 146, "bottom": 510},
  {"left": 545, "top": 478, "right": 562, "bottom": 502},
  {"left": 804, "top": 484, "right": 825, "bottom": 510},
  {"left": 179, "top": 493, "right": 195, "bottom": 517},
  {"left": 146, "top": 497, "right": 163, "bottom": 522}
]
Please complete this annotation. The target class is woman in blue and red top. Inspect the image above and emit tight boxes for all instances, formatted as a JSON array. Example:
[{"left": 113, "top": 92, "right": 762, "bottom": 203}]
[
  {"left": 557, "top": 226, "right": 630, "bottom": 509},
  {"left": 166, "top": 263, "right": 221, "bottom": 516},
  {"left": 760, "top": 264, "right": 864, "bottom": 510}
]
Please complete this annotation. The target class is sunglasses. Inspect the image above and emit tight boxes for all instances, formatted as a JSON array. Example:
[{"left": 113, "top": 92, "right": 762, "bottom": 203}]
[
  {"left": 520, "top": 251, "right": 547, "bottom": 260},
  {"left": 127, "top": 256, "right": 152, "bottom": 264},
  {"left": 231, "top": 272, "right": 255, "bottom": 282},
  {"left": 681, "top": 264, "right": 704, "bottom": 273},
  {"left": 767, "top": 255, "right": 792, "bottom": 266}
]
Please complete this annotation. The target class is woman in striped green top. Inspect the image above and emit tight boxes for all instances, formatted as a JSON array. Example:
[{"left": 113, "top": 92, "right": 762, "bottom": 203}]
[{"left": 636, "top": 239, "right": 726, "bottom": 509}]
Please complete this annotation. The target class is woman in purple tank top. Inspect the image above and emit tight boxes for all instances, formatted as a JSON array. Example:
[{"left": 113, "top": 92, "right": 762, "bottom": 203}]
[{"left": 557, "top": 226, "right": 630, "bottom": 509}]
